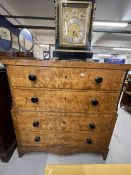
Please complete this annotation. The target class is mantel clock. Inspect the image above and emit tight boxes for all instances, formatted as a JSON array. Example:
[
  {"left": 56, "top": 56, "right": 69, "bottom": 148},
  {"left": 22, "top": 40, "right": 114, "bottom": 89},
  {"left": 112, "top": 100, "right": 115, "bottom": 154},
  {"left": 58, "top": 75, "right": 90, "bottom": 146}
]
[{"left": 53, "top": 0, "right": 96, "bottom": 60}]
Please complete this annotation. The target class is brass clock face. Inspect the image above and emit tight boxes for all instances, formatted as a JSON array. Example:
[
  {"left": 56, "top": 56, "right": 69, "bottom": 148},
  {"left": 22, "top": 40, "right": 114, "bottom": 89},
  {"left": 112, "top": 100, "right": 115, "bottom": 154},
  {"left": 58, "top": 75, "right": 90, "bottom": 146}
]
[
  {"left": 59, "top": 2, "right": 92, "bottom": 48},
  {"left": 64, "top": 18, "right": 84, "bottom": 43}
]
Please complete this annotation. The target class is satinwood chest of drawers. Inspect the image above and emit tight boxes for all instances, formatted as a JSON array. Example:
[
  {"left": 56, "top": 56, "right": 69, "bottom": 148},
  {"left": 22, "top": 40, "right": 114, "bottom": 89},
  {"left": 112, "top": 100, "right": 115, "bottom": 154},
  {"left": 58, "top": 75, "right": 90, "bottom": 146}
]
[{"left": 1, "top": 59, "right": 131, "bottom": 160}]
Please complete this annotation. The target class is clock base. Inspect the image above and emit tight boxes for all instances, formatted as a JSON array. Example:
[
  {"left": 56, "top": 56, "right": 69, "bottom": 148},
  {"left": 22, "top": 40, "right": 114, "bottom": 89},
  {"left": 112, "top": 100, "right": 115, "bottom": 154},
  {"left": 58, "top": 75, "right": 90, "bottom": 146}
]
[{"left": 53, "top": 49, "right": 93, "bottom": 60}]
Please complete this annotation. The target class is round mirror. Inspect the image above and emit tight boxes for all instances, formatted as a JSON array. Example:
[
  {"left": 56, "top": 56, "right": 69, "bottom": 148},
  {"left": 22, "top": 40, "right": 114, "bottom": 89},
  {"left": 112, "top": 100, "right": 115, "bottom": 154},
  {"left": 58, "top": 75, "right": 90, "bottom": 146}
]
[
  {"left": 19, "top": 28, "right": 33, "bottom": 51},
  {"left": 0, "top": 27, "right": 12, "bottom": 51}
]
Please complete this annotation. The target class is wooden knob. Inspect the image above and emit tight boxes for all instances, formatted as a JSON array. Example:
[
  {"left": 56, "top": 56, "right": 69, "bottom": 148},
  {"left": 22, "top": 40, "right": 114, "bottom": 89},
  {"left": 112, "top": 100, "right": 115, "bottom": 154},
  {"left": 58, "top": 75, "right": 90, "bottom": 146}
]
[
  {"left": 95, "top": 77, "right": 103, "bottom": 84},
  {"left": 87, "top": 138, "right": 92, "bottom": 144},
  {"left": 34, "top": 136, "right": 40, "bottom": 142},
  {"left": 33, "top": 121, "right": 39, "bottom": 127},
  {"left": 89, "top": 123, "right": 96, "bottom": 129},
  {"left": 91, "top": 99, "right": 99, "bottom": 106},
  {"left": 29, "top": 74, "right": 36, "bottom": 81},
  {"left": 31, "top": 97, "right": 39, "bottom": 103}
]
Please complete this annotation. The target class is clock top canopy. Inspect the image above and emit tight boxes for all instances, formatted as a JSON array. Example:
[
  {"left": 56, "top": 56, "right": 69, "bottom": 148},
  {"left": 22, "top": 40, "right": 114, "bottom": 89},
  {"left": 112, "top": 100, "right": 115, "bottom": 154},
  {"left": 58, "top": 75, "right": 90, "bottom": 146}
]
[{"left": 53, "top": 0, "right": 96, "bottom": 60}]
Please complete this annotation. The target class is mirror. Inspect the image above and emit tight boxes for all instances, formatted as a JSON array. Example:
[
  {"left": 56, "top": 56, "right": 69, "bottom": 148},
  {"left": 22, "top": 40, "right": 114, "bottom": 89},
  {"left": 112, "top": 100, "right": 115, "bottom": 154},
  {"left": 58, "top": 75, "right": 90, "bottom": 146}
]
[
  {"left": 0, "top": 27, "right": 12, "bottom": 51},
  {"left": 19, "top": 28, "right": 33, "bottom": 51}
]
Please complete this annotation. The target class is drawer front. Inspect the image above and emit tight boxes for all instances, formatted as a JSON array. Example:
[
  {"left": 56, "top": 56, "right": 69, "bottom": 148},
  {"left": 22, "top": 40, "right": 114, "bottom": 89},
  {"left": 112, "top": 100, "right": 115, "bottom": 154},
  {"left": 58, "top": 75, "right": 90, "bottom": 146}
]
[
  {"left": 13, "top": 111, "right": 116, "bottom": 133},
  {"left": 8, "top": 66, "right": 125, "bottom": 91},
  {"left": 13, "top": 88, "right": 118, "bottom": 112},
  {"left": 19, "top": 130, "right": 109, "bottom": 148}
]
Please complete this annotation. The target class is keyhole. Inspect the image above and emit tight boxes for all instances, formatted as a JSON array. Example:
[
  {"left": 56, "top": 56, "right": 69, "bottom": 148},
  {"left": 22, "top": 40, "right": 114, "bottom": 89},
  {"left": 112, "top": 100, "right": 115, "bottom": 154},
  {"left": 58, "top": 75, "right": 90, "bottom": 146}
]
[
  {"left": 65, "top": 97, "right": 67, "bottom": 100},
  {"left": 65, "top": 76, "right": 67, "bottom": 79}
]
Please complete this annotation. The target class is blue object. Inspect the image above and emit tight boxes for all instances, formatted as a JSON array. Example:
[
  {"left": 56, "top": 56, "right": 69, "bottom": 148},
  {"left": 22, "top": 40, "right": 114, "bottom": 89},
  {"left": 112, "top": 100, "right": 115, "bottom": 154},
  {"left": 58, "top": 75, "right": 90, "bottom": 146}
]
[{"left": 104, "top": 58, "right": 125, "bottom": 64}]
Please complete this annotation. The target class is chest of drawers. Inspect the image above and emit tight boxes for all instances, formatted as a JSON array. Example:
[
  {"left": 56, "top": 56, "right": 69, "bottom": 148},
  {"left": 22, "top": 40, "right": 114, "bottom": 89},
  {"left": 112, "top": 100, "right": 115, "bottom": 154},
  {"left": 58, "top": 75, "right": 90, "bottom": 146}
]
[{"left": 1, "top": 59, "right": 131, "bottom": 160}]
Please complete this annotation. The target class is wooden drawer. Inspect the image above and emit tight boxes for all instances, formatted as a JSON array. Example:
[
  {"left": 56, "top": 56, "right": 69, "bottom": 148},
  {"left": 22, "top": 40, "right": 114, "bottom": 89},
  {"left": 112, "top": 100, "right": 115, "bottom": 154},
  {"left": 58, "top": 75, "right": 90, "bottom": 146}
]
[
  {"left": 8, "top": 66, "right": 125, "bottom": 91},
  {"left": 13, "top": 88, "right": 118, "bottom": 112},
  {"left": 13, "top": 111, "right": 116, "bottom": 133},
  {"left": 77, "top": 115, "right": 116, "bottom": 133},
  {"left": 19, "top": 130, "right": 109, "bottom": 148}
]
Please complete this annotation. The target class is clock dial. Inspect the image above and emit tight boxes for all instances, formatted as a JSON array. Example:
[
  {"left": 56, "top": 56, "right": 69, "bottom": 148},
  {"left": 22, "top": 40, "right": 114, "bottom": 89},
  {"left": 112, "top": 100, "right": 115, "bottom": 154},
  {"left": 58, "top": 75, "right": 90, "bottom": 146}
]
[
  {"left": 59, "top": 2, "right": 92, "bottom": 47},
  {"left": 64, "top": 18, "right": 84, "bottom": 43}
]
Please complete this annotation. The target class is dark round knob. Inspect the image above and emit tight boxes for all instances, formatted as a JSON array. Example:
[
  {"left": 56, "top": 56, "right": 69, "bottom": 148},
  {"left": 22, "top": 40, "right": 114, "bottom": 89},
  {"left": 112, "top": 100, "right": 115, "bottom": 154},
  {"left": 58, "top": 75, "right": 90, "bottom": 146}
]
[
  {"left": 91, "top": 99, "right": 99, "bottom": 106},
  {"left": 95, "top": 77, "right": 103, "bottom": 84},
  {"left": 89, "top": 123, "right": 96, "bottom": 129},
  {"left": 34, "top": 136, "right": 40, "bottom": 142},
  {"left": 31, "top": 97, "right": 39, "bottom": 103},
  {"left": 28, "top": 74, "right": 36, "bottom": 81},
  {"left": 33, "top": 121, "right": 39, "bottom": 127},
  {"left": 87, "top": 138, "right": 92, "bottom": 144}
]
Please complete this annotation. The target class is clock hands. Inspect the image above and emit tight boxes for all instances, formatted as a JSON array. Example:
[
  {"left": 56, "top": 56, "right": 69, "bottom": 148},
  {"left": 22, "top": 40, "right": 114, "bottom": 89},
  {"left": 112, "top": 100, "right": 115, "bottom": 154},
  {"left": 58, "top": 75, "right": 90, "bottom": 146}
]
[
  {"left": 73, "top": 31, "right": 78, "bottom": 37},
  {"left": 64, "top": 18, "right": 84, "bottom": 43}
]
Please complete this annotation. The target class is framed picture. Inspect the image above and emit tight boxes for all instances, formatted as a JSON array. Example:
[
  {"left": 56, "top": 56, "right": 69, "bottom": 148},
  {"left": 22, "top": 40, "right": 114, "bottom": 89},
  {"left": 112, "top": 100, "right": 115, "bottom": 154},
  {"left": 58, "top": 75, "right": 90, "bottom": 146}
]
[
  {"left": 0, "top": 27, "right": 12, "bottom": 51},
  {"left": 43, "top": 45, "right": 50, "bottom": 59},
  {"left": 12, "top": 34, "right": 19, "bottom": 50},
  {"left": 0, "top": 27, "right": 11, "bottom": 41}
]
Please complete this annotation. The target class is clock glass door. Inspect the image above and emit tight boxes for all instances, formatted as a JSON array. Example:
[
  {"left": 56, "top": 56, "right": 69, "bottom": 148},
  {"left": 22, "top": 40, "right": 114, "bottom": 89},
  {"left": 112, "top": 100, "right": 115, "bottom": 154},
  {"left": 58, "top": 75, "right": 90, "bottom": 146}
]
[{"left": 59, "top": 2, "right": 92, "bottom": 48}]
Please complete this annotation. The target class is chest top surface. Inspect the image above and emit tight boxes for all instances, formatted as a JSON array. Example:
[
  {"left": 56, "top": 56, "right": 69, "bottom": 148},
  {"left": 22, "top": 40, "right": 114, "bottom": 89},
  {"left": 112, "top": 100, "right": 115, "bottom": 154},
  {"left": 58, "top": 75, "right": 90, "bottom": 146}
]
[{"left": 0, "top": 59, "right": 131, "bottom": 71}]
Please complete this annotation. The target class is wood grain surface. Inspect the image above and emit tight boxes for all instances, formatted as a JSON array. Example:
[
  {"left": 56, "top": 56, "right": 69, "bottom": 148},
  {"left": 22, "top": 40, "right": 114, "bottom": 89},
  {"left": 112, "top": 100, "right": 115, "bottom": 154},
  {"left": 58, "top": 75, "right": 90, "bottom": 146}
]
[
  {"left": 8, "top": 66, "right": 126, "bottom": 91},
  {"left": 3, "top": 59, "right": 128, "bottom": 159},
  {"left": 17, "top": 145, "right": 109, "bottom": 160},
  {"left": 18, "top": 130, "right": 109, "bottom": 148},
  {"left": 0, "top": 58, "right": 131, "bottom": 70},
  {"left": 12, "top": 88, "right": 118, "bottom": 112},
  {"left": 12, "top": 111, "right": 116, "bottom": 133}
]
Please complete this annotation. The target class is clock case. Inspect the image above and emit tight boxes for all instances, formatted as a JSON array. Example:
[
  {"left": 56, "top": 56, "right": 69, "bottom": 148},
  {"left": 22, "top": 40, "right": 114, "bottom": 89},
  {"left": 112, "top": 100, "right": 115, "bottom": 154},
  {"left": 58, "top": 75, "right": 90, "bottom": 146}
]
[{"left": 53, "top": 0, "right": 96, "bottom": 60}]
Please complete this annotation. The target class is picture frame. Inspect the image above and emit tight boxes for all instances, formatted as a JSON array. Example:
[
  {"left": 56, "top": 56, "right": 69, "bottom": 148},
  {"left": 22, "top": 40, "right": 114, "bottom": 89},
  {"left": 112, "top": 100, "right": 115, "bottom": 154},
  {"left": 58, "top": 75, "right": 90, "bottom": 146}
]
[{"left": 0, "top": 27, "right": 12, "bottom": 51}]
